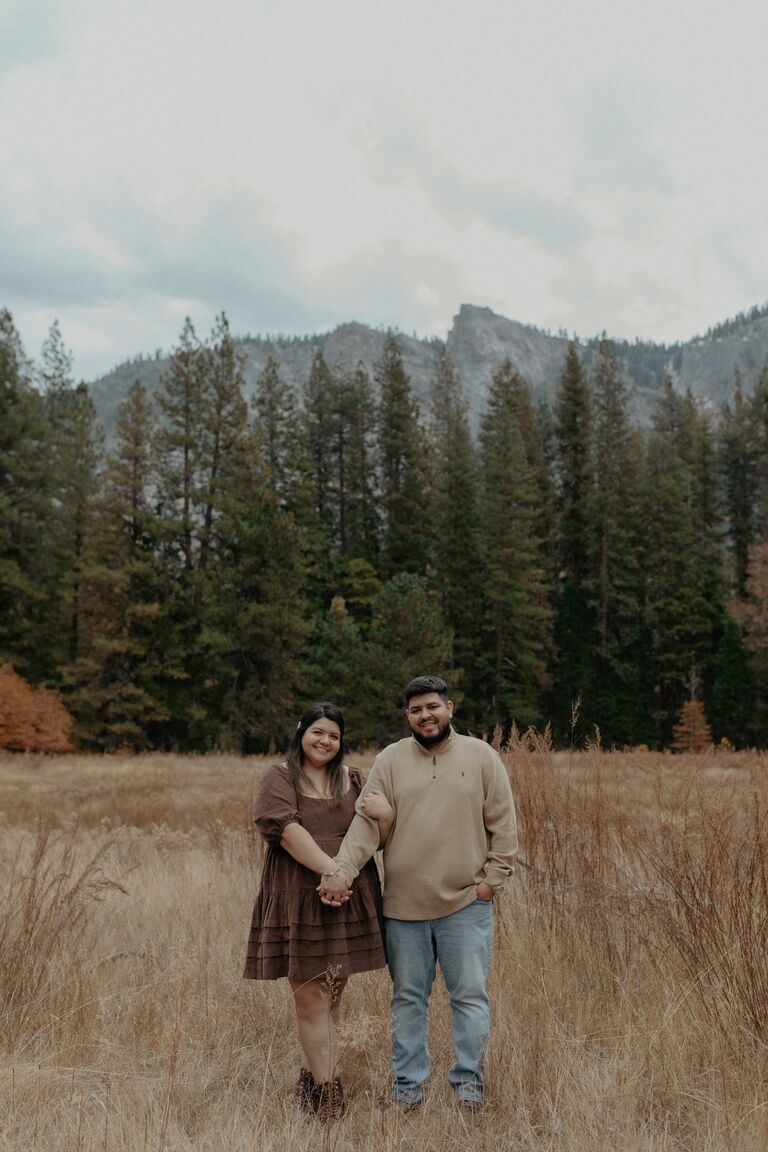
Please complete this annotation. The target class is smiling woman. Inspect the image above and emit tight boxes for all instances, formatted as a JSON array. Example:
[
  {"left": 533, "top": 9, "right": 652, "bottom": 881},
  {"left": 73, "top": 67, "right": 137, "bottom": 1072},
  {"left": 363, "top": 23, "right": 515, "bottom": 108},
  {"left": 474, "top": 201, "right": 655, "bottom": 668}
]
[{"left": 243, "top": 701, "right": 392, "bottom": 1123}]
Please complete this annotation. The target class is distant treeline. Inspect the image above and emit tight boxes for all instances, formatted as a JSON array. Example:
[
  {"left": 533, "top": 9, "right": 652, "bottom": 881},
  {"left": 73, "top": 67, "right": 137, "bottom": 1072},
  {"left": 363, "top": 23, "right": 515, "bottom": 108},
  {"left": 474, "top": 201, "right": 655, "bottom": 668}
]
[{"left": 1, "top": 306, "right": 767, "bottom": 752}]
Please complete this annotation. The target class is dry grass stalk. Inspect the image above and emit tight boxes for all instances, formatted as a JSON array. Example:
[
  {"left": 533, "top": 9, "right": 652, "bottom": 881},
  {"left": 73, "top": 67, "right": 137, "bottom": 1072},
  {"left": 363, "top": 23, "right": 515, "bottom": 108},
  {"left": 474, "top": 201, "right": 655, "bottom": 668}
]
[
  {"left": 1, "top": 747, "right": 768, "bottom": 1149},
  {"left": 0, "top": 819, "right": 126, "bottom": 1052}
]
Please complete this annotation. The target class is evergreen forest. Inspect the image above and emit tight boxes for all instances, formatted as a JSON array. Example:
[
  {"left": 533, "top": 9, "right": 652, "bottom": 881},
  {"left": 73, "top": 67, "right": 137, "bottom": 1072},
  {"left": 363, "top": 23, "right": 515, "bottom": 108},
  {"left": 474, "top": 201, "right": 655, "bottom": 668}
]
[{"left": 2, "top": 307, "right": 768, "bottom": 752}]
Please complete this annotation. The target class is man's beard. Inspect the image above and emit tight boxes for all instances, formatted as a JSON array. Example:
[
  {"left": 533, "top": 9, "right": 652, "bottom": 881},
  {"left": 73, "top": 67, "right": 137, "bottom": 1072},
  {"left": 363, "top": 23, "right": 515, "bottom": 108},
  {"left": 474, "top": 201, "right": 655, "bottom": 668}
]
[{"left": 411, "top": 719, "right": 451, "bottom": 748}]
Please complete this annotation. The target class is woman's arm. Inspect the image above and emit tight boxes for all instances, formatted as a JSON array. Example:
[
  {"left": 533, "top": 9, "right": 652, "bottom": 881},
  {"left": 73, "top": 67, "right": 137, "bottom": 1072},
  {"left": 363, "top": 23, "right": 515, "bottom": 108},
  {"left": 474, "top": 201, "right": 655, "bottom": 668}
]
[
  {"left": 280, "top": 822, "right": 345, "bottom": 881},
  {"left": 360, "top": 787, "right": 394, "bottom": 848},
  {"left": 376, "top": 813, "right": 394, "bottom": 848}
]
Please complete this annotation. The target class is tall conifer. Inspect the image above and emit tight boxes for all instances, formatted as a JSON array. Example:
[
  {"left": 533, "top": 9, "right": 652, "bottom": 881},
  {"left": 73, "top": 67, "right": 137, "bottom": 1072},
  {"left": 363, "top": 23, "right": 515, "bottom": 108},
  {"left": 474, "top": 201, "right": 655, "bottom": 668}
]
[
  {"left": 303, "top": 596, "right": 369, "bottom": 740},
  {"left": 215, "top": 422, "right": 308, "bottom": 751},
  {"left": 552, "top": 342, "right": 597, "bottom": 739},
  {"left": 339, "top": 363, "right": 379, "bottom": 564},
  {"left": 750, "top": 365, "right": 768, "bottom": 540},
  {"left": 0, "top": 311, "right": 50, "bottom": 677},
  {"left": 375, "top": 334, "right": 429, "bottom": 578},
  {"left": 709, "top": 616, "right": 756, "bottom": 747},
  {"left": 643, "top": 382, "right": 721, "bottom": 740},
  {"left": 720, "top": 373, "right": 758, "bottom": 597},
  {"left": 152, "top": 317, "right": 252, "bottom": 748},
  {"left": 65, "top": 381, "right": 170, "bottom": 748},
  {"left": 41, "top": 323, "right": 103, "bottom": 672},
  {"left": 589, "top": 339, "right": 649, "bottom": 743},
  {"left": 428, "top": 350, "right": 482, "bottom": 720},
  {"left": 364, "top": 573, "right": 454, "bottom": 744},
  {"left": 197, "top": 313, "right": 249, "bottom": 574},
  {"left": 477, "top": 363, "right": 552, "bottom": 733},
  {"left": 252, "top": 355, "right": 303, "bottom": 507},
  {"left": 303, "top": 351, "right": 336, "bottom": 541},
  {"left": 732, "top": 541, "right": 768, "bottom": 744}
]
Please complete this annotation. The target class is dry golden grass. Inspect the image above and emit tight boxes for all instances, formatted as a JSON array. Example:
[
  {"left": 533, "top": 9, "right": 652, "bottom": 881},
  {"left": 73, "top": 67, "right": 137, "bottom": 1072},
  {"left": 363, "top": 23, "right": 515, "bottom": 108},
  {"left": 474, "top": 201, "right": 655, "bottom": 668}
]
[{"left": 2, "top": 741, "right": 768, "bottom": 1150}]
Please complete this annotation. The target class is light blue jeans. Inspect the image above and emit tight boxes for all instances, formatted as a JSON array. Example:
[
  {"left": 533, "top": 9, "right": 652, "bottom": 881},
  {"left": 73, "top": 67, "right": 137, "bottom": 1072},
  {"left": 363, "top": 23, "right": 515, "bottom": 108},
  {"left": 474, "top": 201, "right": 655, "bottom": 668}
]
[{"left": 384, "top": 898, "right": 493, "bottom": 1103}]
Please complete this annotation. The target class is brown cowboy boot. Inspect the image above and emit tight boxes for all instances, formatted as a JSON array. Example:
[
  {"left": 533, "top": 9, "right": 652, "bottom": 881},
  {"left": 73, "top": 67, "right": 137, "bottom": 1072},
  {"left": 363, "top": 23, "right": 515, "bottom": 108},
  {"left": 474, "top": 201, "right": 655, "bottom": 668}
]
[
  {"left": 311, "top": 1076, "right": 346, "bottom": 1123},
  {"left": 294, "top": 1068, "right": 316, "bottom": 1114}
]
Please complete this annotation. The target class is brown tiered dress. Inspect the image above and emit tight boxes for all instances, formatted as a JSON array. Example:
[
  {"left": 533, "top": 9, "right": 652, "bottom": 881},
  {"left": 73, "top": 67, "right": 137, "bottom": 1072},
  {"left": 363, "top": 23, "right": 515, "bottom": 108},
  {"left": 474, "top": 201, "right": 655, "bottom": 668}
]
[{"left": 243, "top": 763, "right": 386, "bottom": 981}]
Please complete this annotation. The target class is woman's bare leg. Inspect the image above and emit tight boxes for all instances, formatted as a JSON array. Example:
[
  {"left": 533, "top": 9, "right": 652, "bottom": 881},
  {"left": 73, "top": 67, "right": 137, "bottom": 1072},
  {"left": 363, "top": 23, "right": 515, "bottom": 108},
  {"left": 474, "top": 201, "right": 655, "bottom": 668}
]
[{"left": 289, "top": 974, "right": 348, "bottom": 1083}]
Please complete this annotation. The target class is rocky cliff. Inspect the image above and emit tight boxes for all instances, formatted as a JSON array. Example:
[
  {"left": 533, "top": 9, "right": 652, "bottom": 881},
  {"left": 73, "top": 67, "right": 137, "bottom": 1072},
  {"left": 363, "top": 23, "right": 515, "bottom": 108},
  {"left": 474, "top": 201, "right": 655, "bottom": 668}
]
[{"left": 88, "top": 302, "right": 768, "bottom": 436}]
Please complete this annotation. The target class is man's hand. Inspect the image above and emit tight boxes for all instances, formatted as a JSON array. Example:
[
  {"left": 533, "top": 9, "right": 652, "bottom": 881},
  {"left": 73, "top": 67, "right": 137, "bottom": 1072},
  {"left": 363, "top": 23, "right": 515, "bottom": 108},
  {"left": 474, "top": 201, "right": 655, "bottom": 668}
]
[
  {"left": 317, "top": 869, "right": 351, "bottom": 906},
  {"left": 475, "top": 881, "right": 494, "bottom": 901}
]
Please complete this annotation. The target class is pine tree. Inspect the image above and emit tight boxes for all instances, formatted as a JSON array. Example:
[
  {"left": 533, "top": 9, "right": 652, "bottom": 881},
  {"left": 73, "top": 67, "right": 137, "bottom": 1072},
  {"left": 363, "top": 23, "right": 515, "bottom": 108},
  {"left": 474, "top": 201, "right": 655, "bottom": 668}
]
[
  {"left": 536, "top": 396, "right": 557, "bottom": 484},
  {"left": 672, "top": 697, "right": 712, "bottom": 752},
  {"left": 65, "top": 381, "right": 170, "bottom": 749},
  {"left": 680, "top": 386, "right": 726, "bottom": 709},
  {"left": 39, "top": 319, "right": 74, "bottom": 410},
  {"left": 750, "top": 365, "right": 768, "bottom": 540},
  {"left": 300, "top": 353, "right": 364, "bottom": 608},
  {"left": 643, "top": 381, "right": 723, "bottom": 740},
  {"left": 303, "top": 350, "right": 336, "bottom": 541},
  {"left": 252, "top": 355, "right": 303, "bottom": 507},
  {"left": 428, "top": 350, "right": 482, "bottom": 724},
  {"left": 476, "top": 363, "right": 552, "bottom": 733},
  {"left": 375, "top": 334, "right": 430, "bottom": 578},
  {"left": 708, "top": 616, "right": 757, "bottom": 747},
  {"left": 552, "top": 341, "right": 597, "bottom": 740},
  {"left": 148, "top": 321, "right": 205, "bottom": 745},
  {"left": 197, "top": 313, "right": 249, "bottom": 574},
  {"left": 335, "top": 557, "right": 381, "bottom": 635},
  {"left": 497, "top": 360, "right": 556, "bottom": 577},
  {"left": 720, "top": 372, "right": 758, "bottom": 598},
  {"left": 681, "top": 388, "right": 721, "bottom": 541},
  {"left": 155, "top": 317, "right": 205, "bottom": 572},
  {"left": 732, "top": 541, "right": 768, "bottom": 744},
  {"left": 60, "top": 384, "right": 104, "bottom": 666},
  {"left": 302, "top": 596, "right": 370, "bottom": 742},
  {"left": 554, "top": 342, "right": 593, "bottom": 590},
  {"left": 153, "top": 317, "right": 254, "bottom": 748},
  {"left": 0, "top": 311, "right": 50, "bottom": 678},
  {"left": 40, "top": 323, "right": 103, "bottom": 673},
  {"left": 215, "top": 425, "right": 308, "bottom": 752},
  {"left": 588, "top": 340, "right": 649, "bottom": 744},
  {"left": 251, "top": 355, "right": 322, "bottom": 638},
  {"left": 312, "top": 358, "right": 382, "bottom": 564},
  {"left": 339, "top": 363, "right": 379, "bottom": 564},
  {"left": 364, "top": 573, "right": 454, "bottom": 744}
]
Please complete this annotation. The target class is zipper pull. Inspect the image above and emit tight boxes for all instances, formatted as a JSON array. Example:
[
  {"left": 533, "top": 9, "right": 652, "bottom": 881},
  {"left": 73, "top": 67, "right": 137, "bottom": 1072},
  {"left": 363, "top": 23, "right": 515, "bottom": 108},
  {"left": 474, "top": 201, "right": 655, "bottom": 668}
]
[{"left": 432, "top": 756, "right": 436, "bottom": 779}]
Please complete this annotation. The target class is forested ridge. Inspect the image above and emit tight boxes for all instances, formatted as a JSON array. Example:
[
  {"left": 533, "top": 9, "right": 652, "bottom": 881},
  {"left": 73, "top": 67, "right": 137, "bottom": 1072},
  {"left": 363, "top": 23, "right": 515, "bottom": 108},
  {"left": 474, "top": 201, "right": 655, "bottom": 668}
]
[{"left": 2, "top": 306, "right": 768, "bottom": 752}]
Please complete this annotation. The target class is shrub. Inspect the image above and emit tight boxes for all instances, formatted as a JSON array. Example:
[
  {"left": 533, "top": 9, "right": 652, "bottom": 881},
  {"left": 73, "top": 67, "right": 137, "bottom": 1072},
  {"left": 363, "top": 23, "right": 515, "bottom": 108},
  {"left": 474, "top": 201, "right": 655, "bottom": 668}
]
[{"left": 0, "top": 664, "right": 74, "bottom": 752}]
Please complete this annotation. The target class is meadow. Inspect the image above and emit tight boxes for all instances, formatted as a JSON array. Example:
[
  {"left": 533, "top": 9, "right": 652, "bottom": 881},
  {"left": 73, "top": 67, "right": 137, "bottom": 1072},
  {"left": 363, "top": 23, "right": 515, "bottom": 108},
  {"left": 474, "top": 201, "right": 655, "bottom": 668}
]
[{"left": 2, "top": 738, "right": 768, "bottom": 1151}]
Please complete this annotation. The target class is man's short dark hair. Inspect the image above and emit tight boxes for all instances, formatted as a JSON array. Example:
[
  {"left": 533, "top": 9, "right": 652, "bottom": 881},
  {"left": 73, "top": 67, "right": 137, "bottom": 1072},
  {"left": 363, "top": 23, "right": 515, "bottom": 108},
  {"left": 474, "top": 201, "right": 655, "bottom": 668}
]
[{"left": 404, "top": 675, "right": 449, "bottom": 704}]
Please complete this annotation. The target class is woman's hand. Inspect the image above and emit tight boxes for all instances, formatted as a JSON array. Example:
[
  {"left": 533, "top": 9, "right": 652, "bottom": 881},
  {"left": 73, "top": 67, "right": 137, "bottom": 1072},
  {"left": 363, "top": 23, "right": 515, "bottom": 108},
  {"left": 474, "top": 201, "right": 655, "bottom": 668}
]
[
  {"left": 317, "top": 869, "right": 351, "bottom": 906},
  {"left": 360, "top": 787, "right": 393, "bottom": 820},
  {"left": 362, "top": 786, "right": 395, "bottom": 848}
]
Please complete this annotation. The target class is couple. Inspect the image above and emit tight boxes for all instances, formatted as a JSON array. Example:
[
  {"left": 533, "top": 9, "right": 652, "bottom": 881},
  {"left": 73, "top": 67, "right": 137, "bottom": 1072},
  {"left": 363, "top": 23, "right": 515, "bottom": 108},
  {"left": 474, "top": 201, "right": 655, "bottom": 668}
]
[{"left": 243, "top": 675, "right": 518, "bottom": 1121}]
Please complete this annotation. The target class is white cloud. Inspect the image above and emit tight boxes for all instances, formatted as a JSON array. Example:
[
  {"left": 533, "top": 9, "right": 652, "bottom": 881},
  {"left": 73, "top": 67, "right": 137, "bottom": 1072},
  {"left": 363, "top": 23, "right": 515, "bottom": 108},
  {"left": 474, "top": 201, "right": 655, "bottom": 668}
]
[{"left": 2, "top": 0, "right": 768, "bottom": 375}]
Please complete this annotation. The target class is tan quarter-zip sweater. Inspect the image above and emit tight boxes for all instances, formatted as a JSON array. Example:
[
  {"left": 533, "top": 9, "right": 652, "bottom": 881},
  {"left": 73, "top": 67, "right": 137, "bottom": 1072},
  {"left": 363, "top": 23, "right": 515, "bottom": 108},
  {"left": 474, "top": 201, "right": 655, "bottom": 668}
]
[{"left": 335, "top": 728, "right": 518, "bottom": 920}]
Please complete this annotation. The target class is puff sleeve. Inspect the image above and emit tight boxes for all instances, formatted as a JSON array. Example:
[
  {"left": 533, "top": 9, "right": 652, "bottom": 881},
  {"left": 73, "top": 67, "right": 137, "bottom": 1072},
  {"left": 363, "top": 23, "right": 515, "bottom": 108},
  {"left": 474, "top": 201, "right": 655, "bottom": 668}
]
[{"left": 253, "top": 764, "right": 301, "bottom": 846}]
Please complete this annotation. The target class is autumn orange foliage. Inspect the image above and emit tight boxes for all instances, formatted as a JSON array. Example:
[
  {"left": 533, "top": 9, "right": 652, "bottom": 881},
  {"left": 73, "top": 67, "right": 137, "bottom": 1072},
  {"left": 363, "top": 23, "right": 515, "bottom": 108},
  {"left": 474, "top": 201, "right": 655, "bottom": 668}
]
[
  {"left": 672, "top": 697, "right": 713, "bottom": 752},
  {"left": 0, "top": 664, "right": 75, "bottom": 752}
]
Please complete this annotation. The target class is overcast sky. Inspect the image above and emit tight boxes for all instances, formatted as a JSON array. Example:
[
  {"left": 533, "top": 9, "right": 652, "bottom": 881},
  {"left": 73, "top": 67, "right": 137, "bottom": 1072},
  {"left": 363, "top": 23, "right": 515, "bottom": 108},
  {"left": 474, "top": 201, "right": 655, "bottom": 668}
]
[{"left": 2, "top": 0, "right": 767, "bottom": 380}]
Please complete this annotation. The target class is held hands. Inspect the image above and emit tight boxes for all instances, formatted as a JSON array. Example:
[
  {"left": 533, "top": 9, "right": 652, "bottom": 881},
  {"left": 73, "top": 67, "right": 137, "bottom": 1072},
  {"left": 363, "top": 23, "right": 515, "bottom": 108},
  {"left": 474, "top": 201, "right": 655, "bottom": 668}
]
[
  {"left": 360, "top": 787, "right": 393, "bottom": 821},
  {"left": 317, "top": 868, "right": 351, "bottom": 907},
  {"left": 316, "top": 788, "right": 392, "bottom": 908}
]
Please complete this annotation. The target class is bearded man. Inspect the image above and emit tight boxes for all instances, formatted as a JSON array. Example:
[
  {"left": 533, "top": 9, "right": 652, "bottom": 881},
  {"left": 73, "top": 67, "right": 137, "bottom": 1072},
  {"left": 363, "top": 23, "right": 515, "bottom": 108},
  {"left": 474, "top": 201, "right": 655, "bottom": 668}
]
[{"left": 318, "top": 674, "right": 518, "bottom": 1111}]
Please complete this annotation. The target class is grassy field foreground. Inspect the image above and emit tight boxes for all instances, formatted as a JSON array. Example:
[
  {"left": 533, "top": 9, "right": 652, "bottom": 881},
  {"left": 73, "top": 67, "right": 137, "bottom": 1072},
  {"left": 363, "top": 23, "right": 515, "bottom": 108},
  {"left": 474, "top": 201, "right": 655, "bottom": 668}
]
[{"left": 2, "top": 740, "right": 768, "bottom": 1151}]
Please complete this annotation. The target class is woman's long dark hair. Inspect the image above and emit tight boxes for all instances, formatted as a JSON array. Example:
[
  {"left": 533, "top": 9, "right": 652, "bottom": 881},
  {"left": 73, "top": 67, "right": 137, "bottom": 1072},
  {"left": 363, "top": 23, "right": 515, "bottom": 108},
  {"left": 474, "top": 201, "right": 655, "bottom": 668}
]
[{"left": 286, "top": 702, "right": 347, "bottom": 806}]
